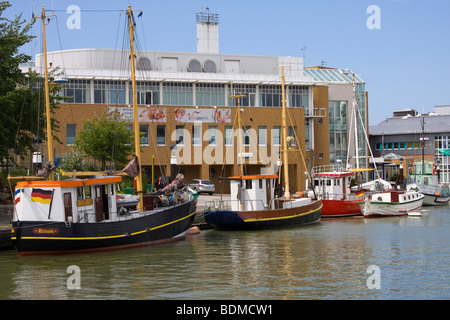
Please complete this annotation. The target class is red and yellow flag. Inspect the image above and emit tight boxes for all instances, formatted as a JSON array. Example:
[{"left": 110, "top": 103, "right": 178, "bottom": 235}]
[{"left": 31, "top": 188, "right": 53, "bottom": 204}]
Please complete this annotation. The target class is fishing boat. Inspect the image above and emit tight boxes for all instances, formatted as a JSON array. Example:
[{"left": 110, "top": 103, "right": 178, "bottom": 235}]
[
  {"left": 204, "top": 67, "right": 322, "bottom": 230},
  {"left": 407, "top": 161, "right": 450, "bottom": 206},
  {"left": 360, "top": 189, "right": 424, "bottom": 217},
  {"left": 311, "top": 165, "right": 362, "bottom": 218},
  {"left": 8, "top": 6, "right": 197, "bottom": 255}
]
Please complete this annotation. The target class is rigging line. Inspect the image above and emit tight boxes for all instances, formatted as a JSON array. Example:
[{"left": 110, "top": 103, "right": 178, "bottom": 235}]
[{"left": 54, "top": 14, "right": 66, "bottom": 75}]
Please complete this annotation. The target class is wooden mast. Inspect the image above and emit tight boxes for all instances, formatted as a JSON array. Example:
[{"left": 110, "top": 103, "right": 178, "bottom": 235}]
[
  {"left": 38, "top": 6, "right": 56, "bottom": 180},
  {"left": 230, "top": 93, "right": 246, "bottom": 176},
  {"left": 280, "top": 66, "right": 290, "bottom": 198},
  {"left": 127, "top": 6, "right": 143, "bottom": 211}
]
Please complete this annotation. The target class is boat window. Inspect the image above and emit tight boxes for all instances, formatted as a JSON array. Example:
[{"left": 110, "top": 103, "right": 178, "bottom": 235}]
[
  {"left": 245, "top": 179, "right": 252, "bottom": 189},
  {"left": 326, "top": 180, "right": 331, "bottom": 186},
  {"left": 84, "top": 186, "right": 91, "bottom": 198},
  {"left": 110, "top": 184, "right": 114, "bottom": 196},
  {"left": 259, "top": 179, "right": 263, "bottom": 189},
  {"left": 314, "top": 179, "right": 319, "bottom": 187},
  {"left": 77, "top": 187, "right": 83, "bottom": 199}
]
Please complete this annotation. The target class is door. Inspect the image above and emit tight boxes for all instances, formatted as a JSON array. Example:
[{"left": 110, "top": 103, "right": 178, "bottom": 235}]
[
  {"left": 95, "top": 186, "right": 104, "bottom": 222},
  {"left": 64, "top": 193, "right": 73, "bottom": 221}
]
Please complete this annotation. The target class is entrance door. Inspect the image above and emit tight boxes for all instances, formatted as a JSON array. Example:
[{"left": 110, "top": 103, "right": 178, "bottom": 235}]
[
  {"left": 95, "top": 186, "right": 104, "bottom": 222},
  {"left": 63, "top": 193, "right": 73, "bottom": 221}
]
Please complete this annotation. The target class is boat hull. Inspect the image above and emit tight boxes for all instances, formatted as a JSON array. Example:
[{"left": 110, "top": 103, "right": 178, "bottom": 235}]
[
  {"left": 204, "top": 200, "right": 322, "bottom": 230},
  {"left": 11, "top": 199, "right": 197, "bottom": 255},
  {"left": 422, "top": 193, "right": 450, "bottom": 206},
  {"left": 358, "top": 197, "right": 424, "bottom": 217},
  {"left": 321, "top": 199, "right": 361, "bottom": 218}
]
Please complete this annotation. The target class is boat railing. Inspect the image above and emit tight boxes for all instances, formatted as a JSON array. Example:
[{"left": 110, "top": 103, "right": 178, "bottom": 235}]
[
  {"left": 205, "top": 199, "right": 267, "bottom": 211},
  {"left": 311, "top": 164, "right": 352, "bottom": 176},
  {"left": 319, "top": 192, "right": 364, "bottom": 201}
]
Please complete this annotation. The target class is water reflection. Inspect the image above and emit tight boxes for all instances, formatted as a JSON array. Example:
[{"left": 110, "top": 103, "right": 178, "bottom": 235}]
[{"left": 2, "top": 206, "right": 450, "bottom": 299}]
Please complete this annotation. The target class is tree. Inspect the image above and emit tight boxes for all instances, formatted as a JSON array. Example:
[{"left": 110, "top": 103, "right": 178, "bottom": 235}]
[
  {"left": 0, "top": 1, "right": 62, "bottom": 172},
  {"left": 74, "top": 111, "right": 135, "bottom": 171}
]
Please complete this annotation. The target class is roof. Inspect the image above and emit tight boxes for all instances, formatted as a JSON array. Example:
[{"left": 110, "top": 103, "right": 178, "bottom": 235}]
[
  {"left": 303, "top": 68, "right": 364, "bottom": 83},
  {"left": 369, "top": 115, "right": 450, "bottom": 136}
]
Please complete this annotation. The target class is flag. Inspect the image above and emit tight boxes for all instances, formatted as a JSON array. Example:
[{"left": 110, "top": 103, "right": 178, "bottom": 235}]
[
  {"left": 355, "top": 190, "right": 364, "bottom": 197},
  {"left": 31, "top": 188, "right": 53, "bottom": 204},
  {"left": 14, "top": 189, "right": 21, "bottom": 204}
]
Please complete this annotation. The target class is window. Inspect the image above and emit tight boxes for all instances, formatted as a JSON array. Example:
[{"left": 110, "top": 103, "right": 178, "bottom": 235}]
[
  {"left": 196, "top": 83, "right": 225, "bottom": 106},
  {"left": 243, "top": 126, "right": 251, "bottom": 146},
  {"left": 260, "top": 85, "right": 282, "bottom": 107},
  {"left": 132, "top": 81, "right": 160, "bottom": 105},
  {"left": 193, "top": 125, "right": 201, "bottom": 146},
  {"left": 157, "top": 125, "right": 165, "bottom": 145},
  {"left": 258, "top": 126, "right": 267, "bottom": 145},
  {"left": 94, "top": 80, "right": 126, "bottom": 104},
  {"left": 288, "top": 126, "right": 297, "bottom": 146},
  {"left": 162, "top": 82, "right": 193, "bottom": 106},
  {"left": 175, "top": 125, "right": 184, "bottom": 145},
  {"left": 140, "top": 125, "right": 149, "bottom": 145},
  {"left": 66, "top": 124, "right": 76, "bottom": 145},
  {"left": 228, "top": 84, "right": 256, "bottom": 107},
  {"left": 289, "top": 85, "right": 309, "bottom": 108},
  {"left": 225, "top": 126, "right": 233, "bottom": 146},
  {"left": 62, "top": 79, "right": 91, "bottom": 104},
  {"left": 208, "top": 125, "right": 217, "bottom": 145},
  {"left": 272, "top": 126, "right": 281, "bottom": 146}
]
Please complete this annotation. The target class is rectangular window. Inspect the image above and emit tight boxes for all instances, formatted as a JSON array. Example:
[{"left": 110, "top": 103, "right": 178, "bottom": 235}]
[
  {"left": 94, "top": 80, "right": 126, "bottom": 105},
  {"left": 62, "top": 79, "right": 91, "bottom": 104},
  {"left": 196, "top": 83, "right": 225, "bottom": 106},
  {"left": 192, "top": 125, "right": 201, "bottom": 146},
  {"left": 260, "top": 85, "right": 282, "bottom": 107},
  {"left": 157, "top": 125, "right": 166, "bottom": 145},
  {"left": 288, "top": 126, "right": 297, "bottom": 146},
  {"left": 140, "top": 125, "right": 149, "bottom": 145},
  {"left": 258, "top": 126, "right": 267, "bottom": 145},
  {"left": 66, "top": 124, "right": 76, "bottom": 145},
  {"left": 243, "top": 126, "right": 251, "bottom": 146},
  {"left": 272, "top": 126, "right": 281, "bottom": 146},
  {"left": 175, "top": 125, "right": 184, "bottom": 145},
  {"left": 162, "top": 82, "right": 193, "bottom": 106},
  {"left": 225, "top": 125, "right": 233, "bottom": 146},
  {"left": 228, "top": 84, "right": 256, "bottom": 107},
  {"left": 208, "top": 125, "right": 217, "bottom": 145}
]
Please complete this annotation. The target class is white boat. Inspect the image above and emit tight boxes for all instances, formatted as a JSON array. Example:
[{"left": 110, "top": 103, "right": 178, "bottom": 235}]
[
  {"left": 407, "top": 161, "right": 450, "bottom": 206},
  {"left": 360, "top": 189, "right": 424, "bottom": 217}
]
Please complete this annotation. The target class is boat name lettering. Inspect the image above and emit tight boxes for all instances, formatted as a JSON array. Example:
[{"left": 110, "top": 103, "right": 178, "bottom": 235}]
[{"left": 33, "top": 228, "right": 60, "bottom": 235}]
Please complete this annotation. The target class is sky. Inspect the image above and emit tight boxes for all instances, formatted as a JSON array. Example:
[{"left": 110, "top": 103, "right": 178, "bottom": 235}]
[{"left": 4, "top": 0, "right": 450, "bottom": 125}]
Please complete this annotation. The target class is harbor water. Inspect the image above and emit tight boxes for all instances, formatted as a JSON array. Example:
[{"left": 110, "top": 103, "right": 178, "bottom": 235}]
[{"left": 0, "top": 205, "right": 449, "bottom": 300}]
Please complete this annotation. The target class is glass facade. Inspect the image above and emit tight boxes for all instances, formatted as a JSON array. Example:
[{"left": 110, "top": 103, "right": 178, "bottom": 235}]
[
  {"left": 162, "top": 82, "right": 193, "bottom": 106},
  {"left": 196, "top": 83, "right": 225, "bottom": 106},
  {"left": 62, "top": 80, "right": 91, "bottom": 104},
  {"left": 94, "top": 80, "right": 126, "bottom": 105},
  {"left": 228, "top": 84, "right": 256, "bottom": 107},
  {"left": 329, "top": 101, "right": 348, "bottom": 164}
]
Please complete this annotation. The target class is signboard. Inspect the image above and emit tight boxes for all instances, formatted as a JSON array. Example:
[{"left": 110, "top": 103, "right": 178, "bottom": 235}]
[
  {"left": 175, "top": 108, "right": 231, "bottom": 123},
  {"left": 108, "top": 107, "right": 167, "bottom": 123}
]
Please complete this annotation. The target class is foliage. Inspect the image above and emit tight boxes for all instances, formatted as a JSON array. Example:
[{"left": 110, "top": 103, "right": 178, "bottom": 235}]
[
  {"left": 58, "top": 147, "right": 86, "bottom": 171},
  {"left": 0, "top": 1, "right": 63, "bottom": 172},
  {"left": 74, "top": 111, "right": 134, "bottom": 171}
]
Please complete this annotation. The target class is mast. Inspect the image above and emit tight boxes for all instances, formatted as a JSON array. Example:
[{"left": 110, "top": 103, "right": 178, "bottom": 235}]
[
  {"left": 127, "top": 6, "right": 143, "bottom": 211},
  {"left": 230, "top": 93, "right": 246, "bottom": 176},
  {"left": 281, "top": 66, "right": 290, "bottom": 198},
  {"left": 38, "top": 6, "right": 56, "bottom": 180}
]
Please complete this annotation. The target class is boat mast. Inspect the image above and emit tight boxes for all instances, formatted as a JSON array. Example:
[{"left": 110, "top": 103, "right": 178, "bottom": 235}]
[
  {"left": 38, "top": 6, "right": 55, "bottom": 180},
  {"left": 127, "top": 6, "right": 143, "bottom": 211},
  {"left": 280, "top": 66, "right": 290, "bottom": 198},
  {"left": 231, "top": 93, "right": 246, "bottom": 176}
]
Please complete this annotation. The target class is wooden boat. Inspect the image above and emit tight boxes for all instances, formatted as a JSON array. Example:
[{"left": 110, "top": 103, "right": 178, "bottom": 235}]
[
  {"left": 9, "top": 6, "right": 197, "bottom": 255},
  {"left": 204, "top": 67, "right": 322, "bottom": 230},
  {"left": 311, "top": 165, "right": 362, "bottom": 218},
  {"left": 359, "top": 189, "right": 424, "bottom": 217}
]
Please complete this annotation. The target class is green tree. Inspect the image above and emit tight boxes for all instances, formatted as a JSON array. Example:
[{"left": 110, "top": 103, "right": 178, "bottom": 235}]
[
  {"left": 0, "top": 1, "right": 62, "bottom": 172},
  {"left": 75, "top": 111, "right": 135, "bottom": 171}
]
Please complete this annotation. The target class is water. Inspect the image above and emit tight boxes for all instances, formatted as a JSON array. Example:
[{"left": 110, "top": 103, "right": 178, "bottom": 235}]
[{"left": 1, "top": 206, "right": 450, "bottom": 300}]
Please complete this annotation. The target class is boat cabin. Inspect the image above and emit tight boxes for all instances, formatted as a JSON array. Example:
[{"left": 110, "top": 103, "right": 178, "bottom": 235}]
[
  {"left": 14, "top": 176, "right": 122, "bottom": 224},
  {"left": 312, "top": 166, "right": 355, "bottom": 200},
  {"left": 229, "top": 174, "right": 278, "bottom": 211}
]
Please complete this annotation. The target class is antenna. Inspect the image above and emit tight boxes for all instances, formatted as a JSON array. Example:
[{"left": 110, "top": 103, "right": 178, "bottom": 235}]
[
  {"left": 301, "top": 45, "right": 307, "bottom": 66},
  {"left": 320, "top": 60, "right": 327, "bottom": 67}
]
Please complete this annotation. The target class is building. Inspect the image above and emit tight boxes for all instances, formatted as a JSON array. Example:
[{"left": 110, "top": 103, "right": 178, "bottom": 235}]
[
  {"left": 369, "top": 106, "right": 450, "bottom": 183},
  {"left": 20, "top": 10, "right": 368, "bottom": 192}
]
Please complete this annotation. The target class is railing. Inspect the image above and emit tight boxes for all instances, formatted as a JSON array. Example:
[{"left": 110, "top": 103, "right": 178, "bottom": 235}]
[{"left": 311, "top": 164, "right": 352, "bottom": 176}]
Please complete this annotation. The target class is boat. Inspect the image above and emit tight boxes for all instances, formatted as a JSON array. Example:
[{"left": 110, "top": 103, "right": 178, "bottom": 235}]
[
  {"left": 361, "top": 189, "right": 424, "bottom": 217},
  {"left": 311, "top": 165, "right": 362, "bottom": 218},
  {"left": 204, "top": 67, "right": 322, "bottom": 230},
  {"left": 8, "top": 6, "right": 197, "bottom": 255},
  {"left": 407, "top": 161, "right": 450, "bottom": 206}
]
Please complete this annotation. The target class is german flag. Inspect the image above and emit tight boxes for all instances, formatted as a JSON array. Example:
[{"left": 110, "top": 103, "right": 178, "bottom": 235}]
[
  {"left": 355, "top": 190, "right": 364, "bottom": 197},
  {"left": 31, "top": 188, "right": 53, "bottom": 204}
]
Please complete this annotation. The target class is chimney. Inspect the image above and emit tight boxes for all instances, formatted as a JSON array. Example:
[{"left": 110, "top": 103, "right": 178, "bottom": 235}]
[{"left": 196, "top": 8, "right": 219, "bottom": 54}]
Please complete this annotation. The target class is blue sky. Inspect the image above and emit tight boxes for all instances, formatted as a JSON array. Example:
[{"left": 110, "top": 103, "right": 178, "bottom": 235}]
[{"left": 5, "top": 0, "right": 450, "bottom": 125}]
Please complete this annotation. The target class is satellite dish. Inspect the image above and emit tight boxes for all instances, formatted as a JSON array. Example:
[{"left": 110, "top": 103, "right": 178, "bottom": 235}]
[
  {"left": 203, "top": 59, "right": 216, "bottom": 73},
  {"left": 187, "top": 59, "right": 202, "bottom": 72},
  {"left": 137, "top": 57, "right": 152, "bottom": 71}
]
